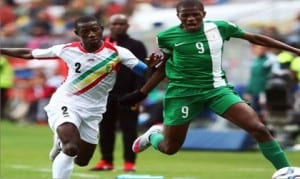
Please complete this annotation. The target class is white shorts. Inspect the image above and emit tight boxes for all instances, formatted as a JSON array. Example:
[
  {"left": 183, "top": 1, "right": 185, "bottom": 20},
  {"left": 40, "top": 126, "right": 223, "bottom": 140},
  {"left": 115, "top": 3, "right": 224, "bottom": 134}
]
[{"left": 45, "top": 105, "right": 102, "bottom": 144}]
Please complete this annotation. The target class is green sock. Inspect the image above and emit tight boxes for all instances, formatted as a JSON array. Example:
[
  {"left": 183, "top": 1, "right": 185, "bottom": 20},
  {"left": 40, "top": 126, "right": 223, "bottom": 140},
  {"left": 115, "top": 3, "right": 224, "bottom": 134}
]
[
  {"left": 149, "top": 133, "right": 164, "bottom": 150},
  {"left": 258, "top": 140, "right": 291, "bottom": 169}
]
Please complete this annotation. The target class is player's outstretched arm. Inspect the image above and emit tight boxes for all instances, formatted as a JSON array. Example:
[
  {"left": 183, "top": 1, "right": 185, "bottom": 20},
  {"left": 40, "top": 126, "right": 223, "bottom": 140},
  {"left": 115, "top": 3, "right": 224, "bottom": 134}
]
[
  {"left": 0, "top": 48, "right": 34, "bottom": 59},
  {"left": 118, "top": 49, "right": 168, "bottom": 106},
  {"left": 242, "top": 32, "right": 300, "bottom": 55},
  {"left": 140, "top": 62, "right": 166, "bottom": 94},
  {"left": 118, "top": 63, "right": 166, "bottom": 106}
]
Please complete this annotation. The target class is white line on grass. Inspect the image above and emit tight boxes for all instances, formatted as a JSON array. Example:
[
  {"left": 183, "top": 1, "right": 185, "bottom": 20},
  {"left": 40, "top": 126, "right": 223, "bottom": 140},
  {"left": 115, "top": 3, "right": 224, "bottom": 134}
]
[
  {"left": 10, "top": 164, "right": 200, "bottom": 179},
  {"left": 236, "top": 167, "right": 268, "bottom": 172},
  {"left": 10, "top": 164, "right": 99, "bottom": 178}
]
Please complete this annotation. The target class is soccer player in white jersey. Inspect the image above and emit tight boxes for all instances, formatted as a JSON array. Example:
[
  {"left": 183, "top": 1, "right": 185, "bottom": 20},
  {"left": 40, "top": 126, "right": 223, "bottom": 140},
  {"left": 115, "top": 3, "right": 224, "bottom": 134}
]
[
  {"left": 0, "top": 16, "right": 148, "bottom": 179},
  {"left": 119, "top": 0, "right": 300, "bottom": 174}
]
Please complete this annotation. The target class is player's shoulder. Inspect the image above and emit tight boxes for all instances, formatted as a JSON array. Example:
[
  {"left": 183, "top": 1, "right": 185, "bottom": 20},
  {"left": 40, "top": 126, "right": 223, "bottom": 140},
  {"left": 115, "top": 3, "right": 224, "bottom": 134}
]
[
  {"left": 204, "top": 19, "right": 236, "bottom": 27},
  {"left": 103, "top": 41, "right": 118, "bottom": 52},
  {"left": 157, "top": 25, "right": 181, "bottom": 38},
  {"left": 61, "top": 41, "right": 80, "bottom": 49},
  {"left": 115, "top": 45, "right": 131, "bottom": 55}
]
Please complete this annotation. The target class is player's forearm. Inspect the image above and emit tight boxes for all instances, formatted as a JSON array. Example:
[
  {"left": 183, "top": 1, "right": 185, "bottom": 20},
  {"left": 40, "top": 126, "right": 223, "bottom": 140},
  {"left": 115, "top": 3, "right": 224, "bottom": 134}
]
[
  {"left": 140, "top": 63, "right": 166, "bottom": 94},
  {"left": 0, "top": 48, "right": 34, "bottom": 59},
  {"left": 247, "top": 34, "right": 300, "bottom": 55}
]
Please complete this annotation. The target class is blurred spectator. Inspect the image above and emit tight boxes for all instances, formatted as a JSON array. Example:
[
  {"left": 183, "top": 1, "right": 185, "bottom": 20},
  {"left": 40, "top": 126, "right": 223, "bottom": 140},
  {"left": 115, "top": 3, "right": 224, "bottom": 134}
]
[
  {"left": 243, "top": 44, "right": 281, "bottom": 123},
  {"left": 0, "top": 0, "right": 16, "bottom": 27},
  {"left": 0, "top": 55, "right": 14, "bottom": 119},
  {"left": 286, "top": 12, "right": 300, "bottom": 49},
  {"left": 105, "top": 1, "right": 124, "bottom": 18},
  {"left": 27, "top": 68, "right": 56, "bottom": 124},
  {"left": 290, "top": 56, "right": 300, "bottom": 83},
  {"left": 91, "top": 13, "right": 147, "bottom": 172},
  {"left": 260, "top": 25, "right": 286, "bottom": 55},
  {"left": 138, "top": 80, "right": 165, "bottom": 129},
  {"left": 26, "top": 20, "right": 52, "bottom": 48},
  {"left": 5, "top": 65, "right": 33, "bottom": 122},
  {"left": 0, "top": 0, "right": 18, "bottom": 38}
]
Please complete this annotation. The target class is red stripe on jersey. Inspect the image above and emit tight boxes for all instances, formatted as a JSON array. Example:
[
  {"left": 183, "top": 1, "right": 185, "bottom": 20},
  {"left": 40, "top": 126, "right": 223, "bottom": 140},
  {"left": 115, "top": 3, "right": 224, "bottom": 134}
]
[
  {"left": 72, "top": 72, "right": 109, "bottom": 95},
  {"left": 72, "top": 67, "right": 119, "bottom": 96}
]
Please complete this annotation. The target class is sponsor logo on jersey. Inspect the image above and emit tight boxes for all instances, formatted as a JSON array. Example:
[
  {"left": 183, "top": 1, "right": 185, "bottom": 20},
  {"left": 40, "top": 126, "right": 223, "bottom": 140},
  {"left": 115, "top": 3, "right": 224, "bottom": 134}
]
[
  {"left": 174, "top": 42, "right": 186, "bottom": 47},
  {"left": 87, "top": 58, "right": 95, "bottom": 62}
]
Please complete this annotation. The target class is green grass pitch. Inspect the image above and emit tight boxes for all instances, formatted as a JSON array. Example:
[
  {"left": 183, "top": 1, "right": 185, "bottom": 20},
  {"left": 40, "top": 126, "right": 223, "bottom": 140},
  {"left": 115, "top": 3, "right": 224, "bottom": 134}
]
[{"left": 1, "top": 120, "right": 300, "bottom": 179}]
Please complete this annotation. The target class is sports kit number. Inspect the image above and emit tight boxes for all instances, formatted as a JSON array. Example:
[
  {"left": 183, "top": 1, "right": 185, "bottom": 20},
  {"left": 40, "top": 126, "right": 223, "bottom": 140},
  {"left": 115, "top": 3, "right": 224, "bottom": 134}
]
[
  {"left": 61, "top": 106, "right": 70, "bottom": 117},
  {"left": 181, "top": 106, "right": 189, "bottom": 118},
  {"left": 75, "top": 62, "right": 81, "bottom": 73},
  {"left": 195, "top": 42, "right": 205, "bottom": 54}
]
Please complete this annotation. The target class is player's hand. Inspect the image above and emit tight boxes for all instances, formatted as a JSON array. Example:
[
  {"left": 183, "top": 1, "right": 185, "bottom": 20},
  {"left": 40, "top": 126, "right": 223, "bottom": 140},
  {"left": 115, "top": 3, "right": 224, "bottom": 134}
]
[
  {"left": 145, "top": 49, "right": 165, "bottom": 68},
  {"left": 118, "top": 90, "right": 147, "bottom": 106}
]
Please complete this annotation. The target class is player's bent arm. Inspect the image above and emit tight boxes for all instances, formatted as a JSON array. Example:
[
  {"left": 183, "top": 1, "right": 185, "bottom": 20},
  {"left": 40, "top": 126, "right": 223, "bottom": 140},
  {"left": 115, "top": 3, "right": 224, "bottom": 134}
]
[
  {"left": 242, "top": 32, "right": 300, "bottom": 55},
  {"left": 131, "top": 60, "right": 147, "bottom": 77},
  {"left": 140, "top": 62, "right": 166, "bottom": 94},
  {"left": 118, "top": 62, "right": 166, "bottom": 106},
  {"left": 0, "top": 48, "right": 34, "bottom": 59}
]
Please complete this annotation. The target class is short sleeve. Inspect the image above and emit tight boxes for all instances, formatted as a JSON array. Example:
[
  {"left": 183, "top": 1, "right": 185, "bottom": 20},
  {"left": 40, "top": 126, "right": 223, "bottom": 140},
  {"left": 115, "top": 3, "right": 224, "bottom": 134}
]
[
  {"left": 215, "top": 20, "right": 246, "bottom": 41},
  {"left": 116, "top": 46, "right": 140, "bottom": 69},
  {"left": 32, "top": 44, "right": 65, "bottom": 59},
  {"left": 157, "top": 34, "right": 172, "bottom": 54}
]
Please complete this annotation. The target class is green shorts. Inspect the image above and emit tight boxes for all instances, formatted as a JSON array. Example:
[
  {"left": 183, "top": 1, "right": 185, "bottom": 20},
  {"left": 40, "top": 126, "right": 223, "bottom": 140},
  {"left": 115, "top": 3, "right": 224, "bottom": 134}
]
[{"left": 163, "top": 85, "right": 244, "bottom": 126}]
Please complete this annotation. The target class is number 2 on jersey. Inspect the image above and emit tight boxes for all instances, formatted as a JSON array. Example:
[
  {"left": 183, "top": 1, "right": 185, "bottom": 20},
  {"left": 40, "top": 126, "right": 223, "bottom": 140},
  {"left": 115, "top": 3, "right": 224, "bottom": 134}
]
[
  {"left": 61, "top": 106, "right": 70, "bottom": 117},
  {"left": 75, "top": 62, "right": 81, "bottom": 73}
]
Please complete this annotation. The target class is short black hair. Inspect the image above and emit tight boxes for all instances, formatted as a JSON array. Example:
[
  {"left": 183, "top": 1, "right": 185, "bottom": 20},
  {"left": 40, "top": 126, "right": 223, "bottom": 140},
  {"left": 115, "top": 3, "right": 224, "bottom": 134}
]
[
  {"left": 74, "top": 16, "right": 101, "bottom": 29},
  {"left": 176, "top": 0, "right": 204, "bottom": 12}
]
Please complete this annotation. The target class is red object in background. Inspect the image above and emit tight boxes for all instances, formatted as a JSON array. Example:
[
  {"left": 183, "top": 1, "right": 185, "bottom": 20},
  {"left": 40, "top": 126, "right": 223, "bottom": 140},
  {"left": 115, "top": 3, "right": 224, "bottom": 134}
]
[
  {"left": 203, "top": 0, "right": 228, "bottom": 5},
  {"left": 0, "top": 3, "right": 15, "bottom": 26},
  {"left": 56, "top": 58, "right": 68, "bottom": 79},
  {"left": 105, "top": 2, "right": 124, "bottom": 17}
]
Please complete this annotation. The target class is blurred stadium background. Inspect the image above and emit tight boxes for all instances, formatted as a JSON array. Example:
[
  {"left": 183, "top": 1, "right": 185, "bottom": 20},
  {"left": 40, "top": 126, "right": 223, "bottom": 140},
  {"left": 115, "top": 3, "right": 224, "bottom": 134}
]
[{"left": 1, "top": 0, "right": 300, "bottom": 178}]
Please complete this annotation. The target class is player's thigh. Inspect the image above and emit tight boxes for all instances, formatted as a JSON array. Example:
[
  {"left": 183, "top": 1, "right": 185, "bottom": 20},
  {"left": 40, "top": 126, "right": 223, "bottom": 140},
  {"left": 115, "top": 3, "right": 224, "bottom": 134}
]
[
  {"left": 223, "top": 102, "right": 262, "bottom": 132},
  {"left": 207, "top": 87, "right": 261, "bottom": 130},
  {"left": 162, "top": 95, "right": 204, "bottom": 150},
  {"left": 208, "top": 86, "right": 244, "bottom": 115},
  {"left": 163, "top": 95, "right": 205, "bottom": 126},
  {"left": 46, "top": 105, "right": 79, "bottom": 134},
  {"left": 76, "top": 116, "right": 101, "bottom": 164}
]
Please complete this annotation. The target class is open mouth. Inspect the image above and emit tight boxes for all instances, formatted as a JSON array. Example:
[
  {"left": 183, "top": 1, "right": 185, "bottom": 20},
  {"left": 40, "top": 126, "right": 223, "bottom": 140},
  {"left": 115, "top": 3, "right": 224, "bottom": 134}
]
[
  {"left": 90, "top": 38, "right": 99, "bottom": 43},
  {"left": 185, "top": 23, "right": 199, "bottom": 30}
]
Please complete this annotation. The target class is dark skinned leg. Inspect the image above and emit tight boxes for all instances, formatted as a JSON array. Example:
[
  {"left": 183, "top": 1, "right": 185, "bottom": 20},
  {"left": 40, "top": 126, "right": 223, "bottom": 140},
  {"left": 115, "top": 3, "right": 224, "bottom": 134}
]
[
  {"left": 222, "top": 102, "right": 273, "bottom": 142},
  {"left": 222, "top": 102, "right": 290, "bottom": 169},
  {"left": 157, "top": 123, "right": 190, "bottom": 155},
  {"left": 56, "top": 122, "right": 97, "bottom": 166}
]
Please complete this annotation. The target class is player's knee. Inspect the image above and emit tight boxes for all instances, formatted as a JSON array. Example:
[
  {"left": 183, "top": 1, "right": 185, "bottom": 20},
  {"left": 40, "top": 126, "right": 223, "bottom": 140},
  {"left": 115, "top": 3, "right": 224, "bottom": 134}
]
[
  {"left": 75, "top": 159, "right": 89, "bottom": 166},
  {"left": 249, "top": 123, "right": 271, "bottom": 141},
  {"left": 161, "top": 145, "right": 180, "bottom": 155},
  {"left": 63, "top": 142, "right": 79, "bottom": 157}
]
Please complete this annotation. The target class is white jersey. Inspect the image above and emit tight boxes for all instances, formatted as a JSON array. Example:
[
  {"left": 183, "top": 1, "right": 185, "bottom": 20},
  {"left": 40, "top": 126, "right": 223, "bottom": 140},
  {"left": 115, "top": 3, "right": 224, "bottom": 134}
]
[{"left": 32, "top": 41, "right": 141, "bottom": 115}]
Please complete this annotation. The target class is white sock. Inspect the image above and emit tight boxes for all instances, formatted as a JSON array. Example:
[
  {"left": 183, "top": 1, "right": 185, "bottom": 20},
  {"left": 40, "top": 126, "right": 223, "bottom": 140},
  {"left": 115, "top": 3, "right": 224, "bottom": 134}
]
[{"left": 52, "top": 152, "right": 76, "bottom": 179}]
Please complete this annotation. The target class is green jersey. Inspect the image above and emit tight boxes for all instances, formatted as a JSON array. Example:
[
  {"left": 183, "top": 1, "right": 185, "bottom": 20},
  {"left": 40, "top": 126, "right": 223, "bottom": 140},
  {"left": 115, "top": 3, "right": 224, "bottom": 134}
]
[{"left": 157, "top": 20, "right": 245, "bottom": 89}]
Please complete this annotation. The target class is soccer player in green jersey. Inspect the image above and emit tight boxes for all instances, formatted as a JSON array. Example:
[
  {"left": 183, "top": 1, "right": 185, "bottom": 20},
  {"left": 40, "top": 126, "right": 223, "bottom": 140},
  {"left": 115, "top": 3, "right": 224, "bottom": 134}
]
[{"left": 120, "top": 0, "right": 300, "bottom": 172}]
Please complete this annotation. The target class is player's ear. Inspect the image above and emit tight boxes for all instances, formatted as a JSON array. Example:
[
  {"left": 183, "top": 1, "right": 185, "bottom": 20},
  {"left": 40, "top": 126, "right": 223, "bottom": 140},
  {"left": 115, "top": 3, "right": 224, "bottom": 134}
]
[
  {"left": 74, "top": 29, "right": 79, "bottom": 36},
  {"left": 203, "top": 11, "right": 207, "bottom": 18}
]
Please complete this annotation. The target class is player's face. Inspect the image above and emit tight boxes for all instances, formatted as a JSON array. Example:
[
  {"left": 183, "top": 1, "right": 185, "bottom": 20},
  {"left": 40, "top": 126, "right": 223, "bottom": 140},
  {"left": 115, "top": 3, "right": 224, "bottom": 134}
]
[
  {"left": 75, "top": 21, "right": 103, "bottom": 47},
  {"left": 177, "top": 5, "right": 206, "bottom": 32}
]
